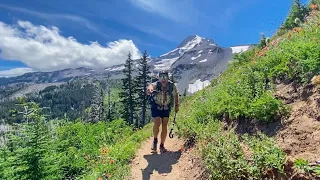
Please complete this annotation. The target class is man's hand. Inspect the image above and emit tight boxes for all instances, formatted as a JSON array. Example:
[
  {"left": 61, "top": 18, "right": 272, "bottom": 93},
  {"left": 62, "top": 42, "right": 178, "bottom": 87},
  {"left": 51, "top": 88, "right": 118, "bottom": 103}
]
[{"left": 146, "top": 84, "right": 154, "bottom": 95}]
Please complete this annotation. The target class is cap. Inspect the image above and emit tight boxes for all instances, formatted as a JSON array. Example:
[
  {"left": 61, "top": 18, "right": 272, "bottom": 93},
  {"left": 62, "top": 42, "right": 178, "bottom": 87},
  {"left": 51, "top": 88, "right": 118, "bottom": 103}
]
[{"left": 158, "top": 70, "right": 169, "bottom": 76}]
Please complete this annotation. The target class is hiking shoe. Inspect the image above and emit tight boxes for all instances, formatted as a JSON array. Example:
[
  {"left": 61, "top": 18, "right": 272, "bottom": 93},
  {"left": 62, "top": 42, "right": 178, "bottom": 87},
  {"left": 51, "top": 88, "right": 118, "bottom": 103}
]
[
  {"left": 159, "top": 144, "right": 168, "bottom": 153},
  {"left": 151, "top": 141, "right": 157, "bottom": 152}
]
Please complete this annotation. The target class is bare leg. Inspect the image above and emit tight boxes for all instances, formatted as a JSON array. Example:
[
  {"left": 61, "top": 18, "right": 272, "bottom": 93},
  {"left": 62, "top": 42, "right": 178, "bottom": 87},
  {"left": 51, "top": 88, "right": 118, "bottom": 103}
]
[
  {"left": 153, "top": 117, "right": 161, "bottom": 138},
  {"left": 160, "top": 117, "right": 169, "bottom": 145},
  {"left": 151, "top": 117, "right": 161, "bottom": 151}
]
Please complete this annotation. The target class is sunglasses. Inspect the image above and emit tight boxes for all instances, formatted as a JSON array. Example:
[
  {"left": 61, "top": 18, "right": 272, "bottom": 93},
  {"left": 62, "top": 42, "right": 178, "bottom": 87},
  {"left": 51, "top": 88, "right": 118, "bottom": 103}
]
[{"left": 159, "top": 74, "right": 169, "bottom": 79}]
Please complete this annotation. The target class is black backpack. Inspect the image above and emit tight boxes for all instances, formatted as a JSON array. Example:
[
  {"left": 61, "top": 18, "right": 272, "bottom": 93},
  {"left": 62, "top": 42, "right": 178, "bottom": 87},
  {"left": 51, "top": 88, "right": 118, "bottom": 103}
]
[{"left": 148, "top": 80, "right": 174, "bottom": 109}]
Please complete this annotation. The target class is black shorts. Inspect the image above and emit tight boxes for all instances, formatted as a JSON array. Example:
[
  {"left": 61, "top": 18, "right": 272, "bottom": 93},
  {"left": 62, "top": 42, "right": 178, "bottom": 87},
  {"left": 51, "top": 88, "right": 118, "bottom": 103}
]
[{"left": 151, "top": 107, "right": 171, "bottom": 118}]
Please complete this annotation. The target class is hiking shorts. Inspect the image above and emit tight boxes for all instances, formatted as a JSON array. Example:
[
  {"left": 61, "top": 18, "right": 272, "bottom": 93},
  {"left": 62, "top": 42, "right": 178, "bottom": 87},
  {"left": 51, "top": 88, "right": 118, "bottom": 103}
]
[{"left": 151, "top": 107, "right": 171, "bottom": 118}]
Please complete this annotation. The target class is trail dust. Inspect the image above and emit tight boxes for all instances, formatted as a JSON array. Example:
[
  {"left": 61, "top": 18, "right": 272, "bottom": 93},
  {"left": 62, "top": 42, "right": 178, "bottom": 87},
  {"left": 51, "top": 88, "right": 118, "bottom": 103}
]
[{"left": 128, "top": 136, "right": 208, "bottom": 180}]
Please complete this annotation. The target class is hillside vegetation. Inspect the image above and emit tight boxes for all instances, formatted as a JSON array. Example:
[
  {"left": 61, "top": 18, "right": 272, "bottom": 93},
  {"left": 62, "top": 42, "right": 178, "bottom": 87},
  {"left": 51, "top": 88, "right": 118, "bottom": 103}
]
[
  {"left": 0, "top": 100, "right": 152, "bottom": 180},
  {"left": 1, "top": 1, "right": 320, "bottom": 180},
  {"left": 174, "top": 2, "right": 320, "bottom": 179}
]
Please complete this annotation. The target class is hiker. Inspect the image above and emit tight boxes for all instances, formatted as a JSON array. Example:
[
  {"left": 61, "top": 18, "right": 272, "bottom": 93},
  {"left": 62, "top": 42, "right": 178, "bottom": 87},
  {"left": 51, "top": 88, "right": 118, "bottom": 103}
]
[{"left": 146, "top": 70, "right": 179, "bottom": 153}]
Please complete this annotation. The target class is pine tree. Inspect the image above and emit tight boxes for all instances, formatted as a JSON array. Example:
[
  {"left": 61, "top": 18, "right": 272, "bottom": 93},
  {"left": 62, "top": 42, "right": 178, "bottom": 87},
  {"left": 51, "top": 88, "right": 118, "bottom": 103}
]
[
  {"left": 99, "top": 88, "right": 105, "bottom": 121},
  {"left": 88, "top": 83, "right": 102, "bottom": 123},
  {"left": 105, "top": 73, "right": 116, "bottom": 122},
  {"left": 136, "top": 50, "right": 151, "bottom": 128},
  {"left": 9, "top": 101, "right": 60, "bottom": 180},
  {"left": 258, "top": 34, "right": 267, "bottom": 49},
  {"left": 88, "top": 82, "right": 106, "bottom": 123},
  {"left": 283, "top": 0, "right": 309, "bottom": 30},
  {"left": 119, "top": 52, "right": 138, "bottom": 125}
]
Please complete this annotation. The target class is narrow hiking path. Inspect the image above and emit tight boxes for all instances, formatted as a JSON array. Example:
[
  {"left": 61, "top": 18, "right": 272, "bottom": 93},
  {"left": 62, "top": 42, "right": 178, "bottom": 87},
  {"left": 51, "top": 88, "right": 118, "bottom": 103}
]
[{"left": 128, "top": 136, "right": 208, "bottom": 180}]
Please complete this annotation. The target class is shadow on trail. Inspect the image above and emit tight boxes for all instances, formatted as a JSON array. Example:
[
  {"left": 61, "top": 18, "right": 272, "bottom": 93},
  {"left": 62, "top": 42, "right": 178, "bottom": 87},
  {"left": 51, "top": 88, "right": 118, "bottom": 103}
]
[{"left": 142, "top": 150, "right": 182, "bottom": 180}]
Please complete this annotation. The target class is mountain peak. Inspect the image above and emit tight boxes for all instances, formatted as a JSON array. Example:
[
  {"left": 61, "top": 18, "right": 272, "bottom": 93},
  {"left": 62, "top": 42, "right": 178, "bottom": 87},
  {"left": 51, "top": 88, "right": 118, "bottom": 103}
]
[
  {"left": 177, "top": 35, "right": 202, "bottom": 48},
  {"left": 176, "top": 35, "right": 216, "bottom": 49}
]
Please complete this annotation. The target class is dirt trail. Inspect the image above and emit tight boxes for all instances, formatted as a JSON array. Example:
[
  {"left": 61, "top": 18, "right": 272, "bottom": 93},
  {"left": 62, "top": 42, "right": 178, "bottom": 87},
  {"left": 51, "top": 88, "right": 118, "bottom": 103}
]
[{"left": 128, "top": 136, "right": 207, "bottom": 180}]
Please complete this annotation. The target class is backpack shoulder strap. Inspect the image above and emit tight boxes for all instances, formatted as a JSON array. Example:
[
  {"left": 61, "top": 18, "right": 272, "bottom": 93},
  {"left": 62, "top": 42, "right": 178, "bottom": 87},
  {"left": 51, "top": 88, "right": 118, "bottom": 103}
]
[
  {"left": 168, "top": 80, "right": 174, "bottom": 94},
  {"left": 156, "top": 81, "right": 161, "bottom": 91}
]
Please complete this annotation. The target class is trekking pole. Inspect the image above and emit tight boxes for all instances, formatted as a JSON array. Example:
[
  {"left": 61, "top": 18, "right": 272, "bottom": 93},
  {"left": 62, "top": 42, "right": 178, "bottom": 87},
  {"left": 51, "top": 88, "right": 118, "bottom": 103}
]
[{"left": 169, "top": 111, "right": 176, "bottom": 138}]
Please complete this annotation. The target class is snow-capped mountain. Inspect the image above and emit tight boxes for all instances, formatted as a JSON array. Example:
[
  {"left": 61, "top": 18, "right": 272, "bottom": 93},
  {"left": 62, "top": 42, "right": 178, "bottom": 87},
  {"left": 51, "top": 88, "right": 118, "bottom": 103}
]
[
  {"left": 148, "top": 35, "right": 251, "bottom": 94},
  {"left": 0, "top": 35, "right": 252, "bottom": 95},
  {"left": 103, "top": 35, "right": 252, "bottom": 94}
]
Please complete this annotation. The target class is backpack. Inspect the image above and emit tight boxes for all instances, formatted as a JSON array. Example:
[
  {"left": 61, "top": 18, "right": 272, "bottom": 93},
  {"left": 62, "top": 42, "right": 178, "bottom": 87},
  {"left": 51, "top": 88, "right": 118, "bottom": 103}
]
[{"left": 148, "top": 80, "right": 174, "bottom": 110}]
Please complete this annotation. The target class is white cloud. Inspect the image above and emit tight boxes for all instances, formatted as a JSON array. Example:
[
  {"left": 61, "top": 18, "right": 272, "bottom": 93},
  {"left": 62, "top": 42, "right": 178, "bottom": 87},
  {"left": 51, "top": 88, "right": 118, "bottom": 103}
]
[
  {"left": 0, "top": 3, "right": 108, "bottom": 38},
  {"left": 0, "top": 20, "right": 141, "bottom": 72},
  {"left": 0, "top": 68, "right": 34, "bottom": 77},
  {"left": 129, "top": 0, "right": 196, "bottom": 23}
]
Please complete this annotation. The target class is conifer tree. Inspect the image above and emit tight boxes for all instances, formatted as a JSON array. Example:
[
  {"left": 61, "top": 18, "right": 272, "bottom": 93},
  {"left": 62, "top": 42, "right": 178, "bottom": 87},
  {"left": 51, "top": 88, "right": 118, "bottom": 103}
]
[
  {"left": 105, "top": 73, "right": 116, "bottom": 122},
  {"left": 119, "top": 52, "right": 138, "bottom": 125},
  {"left": 258, "top": 34, "right": 267, "bottom": 49},
  {"left": 136, "top": 50, "right": 151, "bottom": 128},
  {"left": 283, "top": 0, "right": 309, "bottom": 30},
  {"left": 88, "top": 83, "right": 103, "bottom": 123},
  {"left": 9, "top": 101, "right": 60, "bottom": 180},
  {"left": 99, "top": 88, "right": 105, "bottom": 121}
]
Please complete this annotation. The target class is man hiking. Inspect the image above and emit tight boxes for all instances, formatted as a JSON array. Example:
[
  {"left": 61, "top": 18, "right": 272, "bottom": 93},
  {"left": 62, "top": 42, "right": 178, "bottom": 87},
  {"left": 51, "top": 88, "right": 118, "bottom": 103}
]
[{"left": 146, "top": 70, "right": 179, "bottom": 153}]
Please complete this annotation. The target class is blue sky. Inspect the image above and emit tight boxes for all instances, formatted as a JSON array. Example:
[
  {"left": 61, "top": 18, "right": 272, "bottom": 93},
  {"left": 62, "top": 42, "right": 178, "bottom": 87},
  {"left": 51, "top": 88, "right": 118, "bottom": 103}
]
[{"left": 0, "top": 0, "right": 310, "bottom": 77}]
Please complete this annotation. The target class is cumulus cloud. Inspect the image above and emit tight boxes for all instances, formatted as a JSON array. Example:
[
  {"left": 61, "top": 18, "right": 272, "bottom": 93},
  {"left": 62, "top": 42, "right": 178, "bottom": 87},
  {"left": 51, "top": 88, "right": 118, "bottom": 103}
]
[
  {"left": 0, "top": 67, "right": 34, "bottom": 77},
  {"left": 0, "top": 20, "right": 141, "bottom": 72}
]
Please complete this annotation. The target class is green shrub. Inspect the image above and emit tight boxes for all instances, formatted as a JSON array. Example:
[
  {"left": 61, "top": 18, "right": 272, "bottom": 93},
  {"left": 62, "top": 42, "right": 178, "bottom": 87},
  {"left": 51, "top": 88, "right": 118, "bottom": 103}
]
[{"left": 54, "top": 119, "right": 151, "bottom": 179}]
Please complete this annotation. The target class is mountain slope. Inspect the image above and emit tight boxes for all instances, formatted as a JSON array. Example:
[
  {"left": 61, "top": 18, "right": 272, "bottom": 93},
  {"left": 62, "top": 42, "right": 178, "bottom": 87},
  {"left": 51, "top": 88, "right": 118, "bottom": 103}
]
[
  {"left": 0, "top": 35, "right": 252, "bottom": 95},
  {"left": 172, "top": 8, "right": 320, "bottom": 179}
]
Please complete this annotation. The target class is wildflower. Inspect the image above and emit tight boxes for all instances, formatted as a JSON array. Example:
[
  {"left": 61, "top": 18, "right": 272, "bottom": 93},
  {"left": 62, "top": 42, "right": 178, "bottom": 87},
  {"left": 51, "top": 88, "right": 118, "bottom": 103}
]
[
  {"left": 311, "top": 4, "right": 318, "bottom": 10},
  {"left": 287, "top": 32, "right": 292, "bottom": 38},
  {"left": 109, "top": 159, "right": 114, "bottom": 164},
  {"left": 98, "top": 177, "right": 103, "bottom": 180}
]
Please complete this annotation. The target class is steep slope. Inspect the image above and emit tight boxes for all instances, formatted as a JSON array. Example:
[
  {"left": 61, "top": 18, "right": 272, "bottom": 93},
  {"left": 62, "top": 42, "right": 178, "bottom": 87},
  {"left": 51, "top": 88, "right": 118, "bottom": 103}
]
[
  {"left": 170, "top": 7, "right": 320, "bottom": 179},
  {"left": 274, "top": 82, "right": 320, "bottom": 163}
]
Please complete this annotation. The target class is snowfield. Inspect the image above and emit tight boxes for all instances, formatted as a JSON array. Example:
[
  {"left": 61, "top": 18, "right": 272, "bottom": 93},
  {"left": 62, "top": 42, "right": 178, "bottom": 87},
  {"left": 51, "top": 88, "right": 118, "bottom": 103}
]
[
  {"left": 154, "top": 57, "right": 179, "bottom": 71},
  {"left": 199, "top": 59, "right": 207, "bottom": 63},
  {"left": 191, "top": 54, "right": 201, "bottom": 60},
  {"left": 188, "top": 79, "right": 210, "bottom": 94},
  {"left": 230, "top": 45, "right": 250, "bottom": 54}
]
